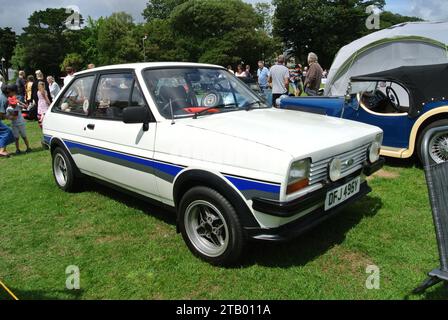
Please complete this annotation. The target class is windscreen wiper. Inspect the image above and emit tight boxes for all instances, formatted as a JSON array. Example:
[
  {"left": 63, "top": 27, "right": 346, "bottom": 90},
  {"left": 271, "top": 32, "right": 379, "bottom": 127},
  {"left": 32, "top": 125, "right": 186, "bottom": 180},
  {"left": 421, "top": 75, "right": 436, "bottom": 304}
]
[{"left": 193, "top": 103, "right": 239, "bottom": 119}]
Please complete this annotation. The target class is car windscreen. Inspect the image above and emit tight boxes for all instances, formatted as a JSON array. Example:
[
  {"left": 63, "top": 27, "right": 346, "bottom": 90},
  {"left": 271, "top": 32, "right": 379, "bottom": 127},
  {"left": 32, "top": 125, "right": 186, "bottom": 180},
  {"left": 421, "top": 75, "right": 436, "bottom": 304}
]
[
  {"left": 143, "top": 67, "right": 268, "bottom": 119},
  {"left": 350, "top": 81, "right": 378, "bottom": 95}
]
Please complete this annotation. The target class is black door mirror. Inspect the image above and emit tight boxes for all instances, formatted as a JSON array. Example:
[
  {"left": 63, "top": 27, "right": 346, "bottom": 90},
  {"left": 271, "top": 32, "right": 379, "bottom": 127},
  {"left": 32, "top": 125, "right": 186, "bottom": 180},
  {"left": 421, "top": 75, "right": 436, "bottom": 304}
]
[
  {"left": 123, "top": 106, "right": 151, "bottom": 131},
  {"left": 122, "top": 106, "right": 151, "bottom": 124}
]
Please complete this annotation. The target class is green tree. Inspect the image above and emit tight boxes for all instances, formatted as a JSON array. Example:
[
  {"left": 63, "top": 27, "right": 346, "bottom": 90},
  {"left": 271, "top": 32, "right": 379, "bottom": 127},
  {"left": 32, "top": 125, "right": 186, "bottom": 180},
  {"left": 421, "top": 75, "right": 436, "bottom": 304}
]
[
  {"left": 97, "top": 12, "right": 142, "bottom": 65},
  {"left": 61, "top": 53, "right": 84, "bottom": 72},
  {"left": 78, "top": 16, "right": 104, "bottom": 67},
  {"left": 254, "top": 2, "right": 274, "bottom": 35},
  {"left": 273, "top": 0, "right": 386, "bottom": 68},
  {"left": 170, "top": 0, "right": 276, "bottom": 67},
  {"left": 0, "top": 27, "right": 17, "bottom": 78},
  {"left": 11, "top": 44, "right": 26, "bottom": 71},
  {"left": 15, "top": 8, "right": 83, "bottom": 77},
  {"left": 143, "top": 0, "right": 188, "bottom": 21},
  {"left": 379, "top": 11, "right": 423, "bottom": 29},
  {"left": 141, "top": 19, "right": 190, "bottom": 61}
]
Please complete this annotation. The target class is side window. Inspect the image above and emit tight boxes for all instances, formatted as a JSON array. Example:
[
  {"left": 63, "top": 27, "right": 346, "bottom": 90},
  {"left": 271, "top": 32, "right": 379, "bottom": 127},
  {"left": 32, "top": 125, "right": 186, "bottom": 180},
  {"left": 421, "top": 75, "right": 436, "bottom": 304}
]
[
  {"left": 92, "top": 73, "right": 136, "bottom": 120},
  {"left": 53, "top": 76, "right": 95, "bottom": 115},
  {"left": 131, "top": 81, "right": 145, "bottom": 107}
]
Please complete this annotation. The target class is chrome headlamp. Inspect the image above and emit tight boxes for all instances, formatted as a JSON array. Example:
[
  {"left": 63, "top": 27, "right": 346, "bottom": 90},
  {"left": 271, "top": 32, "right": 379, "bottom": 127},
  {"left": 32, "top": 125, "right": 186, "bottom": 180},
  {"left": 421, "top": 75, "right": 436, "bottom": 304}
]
[
  {"left": 368, "top": 133, "right": 383, "bottom": 163},
  {"left": 287, "top": 159, "right": 310, "bottom": 195},
  {"left": 329, "top": 158, "right": 342, "bottom": 182}
]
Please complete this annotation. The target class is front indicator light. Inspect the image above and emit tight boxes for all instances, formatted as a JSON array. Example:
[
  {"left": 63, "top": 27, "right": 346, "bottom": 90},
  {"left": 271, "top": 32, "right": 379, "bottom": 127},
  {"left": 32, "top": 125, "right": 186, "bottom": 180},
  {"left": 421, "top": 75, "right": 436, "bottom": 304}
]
[
  {"left": 287, "top": 159, "right": 310, "bottom": 195},
  {"left": 287, "top": 178, "right": 310, "bottom": 195}
]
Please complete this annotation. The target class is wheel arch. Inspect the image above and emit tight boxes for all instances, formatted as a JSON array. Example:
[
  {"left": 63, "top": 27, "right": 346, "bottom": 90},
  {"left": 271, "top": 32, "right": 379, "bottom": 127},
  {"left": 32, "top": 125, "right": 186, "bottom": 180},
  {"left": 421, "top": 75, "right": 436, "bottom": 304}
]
[
  {"left": 50, "top": 138, "right": 82, "bottom": 177},
  {"left": 403, "top": 106, "right": 448, "bottom": 158},
  {"left": 172, "top": 169, "right": 260, "bottom": 229}
]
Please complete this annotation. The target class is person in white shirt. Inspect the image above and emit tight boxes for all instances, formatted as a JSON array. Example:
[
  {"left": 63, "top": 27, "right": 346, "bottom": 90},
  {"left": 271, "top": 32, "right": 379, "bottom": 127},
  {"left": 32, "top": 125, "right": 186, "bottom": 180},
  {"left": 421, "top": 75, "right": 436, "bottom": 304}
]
[
  {"left": 64, "top": 67, "right": 75, "bottom": 87},
  {"left": 47, "top": 76, "right": 60, "bottom": 100},
  {"left": 268, "top": 55, "right": 290, "bottom": 107}
]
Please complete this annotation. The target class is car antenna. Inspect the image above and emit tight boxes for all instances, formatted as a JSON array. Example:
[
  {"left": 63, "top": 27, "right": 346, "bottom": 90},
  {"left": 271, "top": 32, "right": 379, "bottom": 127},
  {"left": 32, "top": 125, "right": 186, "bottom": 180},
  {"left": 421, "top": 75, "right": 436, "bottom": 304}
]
[{"left": 169, "top": 98, "right": 175, "bottom": 125}]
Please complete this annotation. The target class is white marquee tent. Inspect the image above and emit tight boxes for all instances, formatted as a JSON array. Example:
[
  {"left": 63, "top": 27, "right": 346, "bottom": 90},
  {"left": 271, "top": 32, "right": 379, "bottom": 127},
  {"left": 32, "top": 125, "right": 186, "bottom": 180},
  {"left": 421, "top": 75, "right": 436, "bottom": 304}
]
[{"left": 324, "top": 21, "right": 448, "bottom": 96}]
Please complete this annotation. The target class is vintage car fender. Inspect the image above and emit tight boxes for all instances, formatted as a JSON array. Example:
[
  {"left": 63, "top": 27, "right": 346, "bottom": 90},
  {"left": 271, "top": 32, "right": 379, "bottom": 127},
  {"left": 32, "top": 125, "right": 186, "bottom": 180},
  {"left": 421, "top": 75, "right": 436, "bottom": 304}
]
[{"left": 399, "top": 105, "right": 448, "bottom": 158}]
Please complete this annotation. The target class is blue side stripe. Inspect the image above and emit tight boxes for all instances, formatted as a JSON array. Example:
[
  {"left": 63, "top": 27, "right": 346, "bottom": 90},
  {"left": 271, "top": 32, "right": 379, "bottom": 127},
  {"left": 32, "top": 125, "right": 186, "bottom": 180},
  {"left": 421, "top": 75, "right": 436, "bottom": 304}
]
[
  {"left": 43, "top": 135, "right": 52, "bottom": 144},
  {"left": 225, "top": 176, "right": 281, "bottom": 194},
  {"left": 65, "top": 140, "right": 184, "bottom": 177},
  {"left": 59, "top": 138, "right": 280, "bottom": 195}
]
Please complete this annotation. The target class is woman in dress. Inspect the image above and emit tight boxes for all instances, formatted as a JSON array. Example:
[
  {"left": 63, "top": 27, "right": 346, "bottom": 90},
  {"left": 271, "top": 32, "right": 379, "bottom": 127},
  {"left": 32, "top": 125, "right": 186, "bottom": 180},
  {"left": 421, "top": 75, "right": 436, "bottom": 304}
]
[{"left": 37, "top": 81, "right": 51, "bottom": 129}]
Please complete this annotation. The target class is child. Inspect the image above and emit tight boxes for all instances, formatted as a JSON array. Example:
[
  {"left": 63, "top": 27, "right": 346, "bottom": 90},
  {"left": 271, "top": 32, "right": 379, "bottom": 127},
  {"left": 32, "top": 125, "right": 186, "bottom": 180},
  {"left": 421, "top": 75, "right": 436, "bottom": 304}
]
[
  {"left": 6, "top": 84, "right": 31, "bottom": 154},
  {"left": 37, "top": 81, "right": 51, "bottom": 128}
]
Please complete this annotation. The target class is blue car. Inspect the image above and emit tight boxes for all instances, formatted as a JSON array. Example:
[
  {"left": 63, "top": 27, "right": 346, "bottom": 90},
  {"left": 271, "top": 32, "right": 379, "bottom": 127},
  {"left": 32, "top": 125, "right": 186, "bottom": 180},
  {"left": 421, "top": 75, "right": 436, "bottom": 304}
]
[{"left": 281, "top": 63, "right": 448, "bottom": 164}]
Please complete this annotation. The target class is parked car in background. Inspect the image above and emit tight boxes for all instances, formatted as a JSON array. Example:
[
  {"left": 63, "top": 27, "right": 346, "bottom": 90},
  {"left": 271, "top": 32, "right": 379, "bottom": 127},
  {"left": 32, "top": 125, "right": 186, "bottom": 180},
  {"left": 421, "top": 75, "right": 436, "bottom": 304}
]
[
  {"left": 43, "top": 62, "right": 384, "bottom": 265},
  {"left": 281, "top": 63, "right": 448, "bottom": 164}
]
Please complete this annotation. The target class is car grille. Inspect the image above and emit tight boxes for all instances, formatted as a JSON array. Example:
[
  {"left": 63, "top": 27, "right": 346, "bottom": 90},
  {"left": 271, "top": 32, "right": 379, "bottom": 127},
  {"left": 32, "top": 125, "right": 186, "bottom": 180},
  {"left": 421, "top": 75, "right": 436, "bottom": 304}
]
[{"left": 309, "top": 144, "right": 369, "bottom": 185}]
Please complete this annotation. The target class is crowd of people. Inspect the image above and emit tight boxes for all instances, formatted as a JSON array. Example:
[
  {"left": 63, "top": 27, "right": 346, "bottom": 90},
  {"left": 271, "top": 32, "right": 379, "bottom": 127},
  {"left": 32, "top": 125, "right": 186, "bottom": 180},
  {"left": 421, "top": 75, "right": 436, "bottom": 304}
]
[
  {"left": 227, "top": 52, "right": 326, "bottom": 106},
  {"left": 0, "top": 65, "right": 90, "bottom": 158},
  {"left": 1, "top": 55, "right": 324, "bottom": 158}
]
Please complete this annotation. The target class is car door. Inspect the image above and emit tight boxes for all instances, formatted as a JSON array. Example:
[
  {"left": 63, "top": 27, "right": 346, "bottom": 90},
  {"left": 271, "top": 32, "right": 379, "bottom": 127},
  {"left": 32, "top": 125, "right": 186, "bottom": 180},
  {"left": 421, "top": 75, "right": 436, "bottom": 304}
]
[
  {"left": 47, "top": 74, "right": 98, "bottom": 171},
  {"left": 81, "top": 70, "right": 159, "bottom": 200},
  {"left": 346, "top": 82, "right": 414, "bottom": 149}
]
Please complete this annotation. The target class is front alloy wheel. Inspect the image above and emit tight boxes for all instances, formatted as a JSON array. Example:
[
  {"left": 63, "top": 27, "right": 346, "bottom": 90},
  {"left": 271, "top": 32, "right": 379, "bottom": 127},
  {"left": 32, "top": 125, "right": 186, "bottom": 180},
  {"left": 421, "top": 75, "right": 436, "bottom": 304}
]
[
  {"left": 184, "top": 200, "right": 230, "bottom": 258},
  {"left": 179, "top": 186, "right": 245, "bottom": 266}
]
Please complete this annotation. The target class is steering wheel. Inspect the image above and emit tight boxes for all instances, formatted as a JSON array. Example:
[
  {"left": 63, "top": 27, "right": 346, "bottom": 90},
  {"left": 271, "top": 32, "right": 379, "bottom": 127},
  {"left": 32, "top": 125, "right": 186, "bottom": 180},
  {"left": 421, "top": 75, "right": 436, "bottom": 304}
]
[
  {"left": 367, "top": 89, "right": 387, "bottom": 109},
  {"left": 386, "top": 86, "right": 401, "bottom": 112}
]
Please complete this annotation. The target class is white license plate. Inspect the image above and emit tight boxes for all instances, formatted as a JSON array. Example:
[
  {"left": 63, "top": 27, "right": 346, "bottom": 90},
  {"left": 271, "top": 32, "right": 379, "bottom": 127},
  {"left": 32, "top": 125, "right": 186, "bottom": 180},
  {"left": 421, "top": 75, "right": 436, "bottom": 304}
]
[{"left": 325, "top": 177, "right": 361, "bottom": 211}]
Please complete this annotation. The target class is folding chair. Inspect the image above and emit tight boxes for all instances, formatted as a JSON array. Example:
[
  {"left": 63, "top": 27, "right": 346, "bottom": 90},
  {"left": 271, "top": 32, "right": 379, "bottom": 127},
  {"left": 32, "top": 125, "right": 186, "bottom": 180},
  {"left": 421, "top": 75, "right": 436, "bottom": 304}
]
[{"left": 413, "top": 126, "right": 448, "bottom": 294}]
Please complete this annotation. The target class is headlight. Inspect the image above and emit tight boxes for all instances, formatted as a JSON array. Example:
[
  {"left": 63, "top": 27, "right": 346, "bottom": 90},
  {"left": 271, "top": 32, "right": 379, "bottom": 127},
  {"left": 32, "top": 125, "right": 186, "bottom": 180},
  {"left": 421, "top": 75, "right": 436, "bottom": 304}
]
[
  {"left": 287, "top": 159, "right": 310, "bottom": 195},
  {"left": 368, "top": 133, "right": 383, "bottom": 163},
  {"left": 329, "top": 158, "right": 342, "bottom": 182}
]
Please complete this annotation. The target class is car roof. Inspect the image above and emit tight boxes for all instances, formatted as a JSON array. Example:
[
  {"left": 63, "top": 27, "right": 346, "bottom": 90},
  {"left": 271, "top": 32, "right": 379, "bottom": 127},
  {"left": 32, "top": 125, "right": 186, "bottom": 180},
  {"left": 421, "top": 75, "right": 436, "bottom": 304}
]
[{"left": 75, "top": 62, "right": 226, "bottom": 76}]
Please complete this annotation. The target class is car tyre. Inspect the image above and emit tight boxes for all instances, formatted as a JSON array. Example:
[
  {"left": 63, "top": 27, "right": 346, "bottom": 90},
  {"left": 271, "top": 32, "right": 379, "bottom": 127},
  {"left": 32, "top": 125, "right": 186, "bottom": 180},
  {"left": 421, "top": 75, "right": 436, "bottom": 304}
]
[
  {"left": 417, "top": 119, "right": 448, "bottom": 165},
  {"left": 52, "top": 147, "right": 82, "bottom": 192},
  {"left": 179, "top": 186, "right": 245, "bottom": 266}
]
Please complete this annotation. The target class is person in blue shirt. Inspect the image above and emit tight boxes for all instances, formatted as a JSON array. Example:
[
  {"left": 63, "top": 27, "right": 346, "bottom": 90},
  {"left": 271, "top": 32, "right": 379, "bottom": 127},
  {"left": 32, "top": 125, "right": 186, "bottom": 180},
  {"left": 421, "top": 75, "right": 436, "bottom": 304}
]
[
  {"left": 257, "top": 61, "right": 271, "bottom": 105},
  {"left": 0, "top": 84, "right": 15, "bottom": 158}
]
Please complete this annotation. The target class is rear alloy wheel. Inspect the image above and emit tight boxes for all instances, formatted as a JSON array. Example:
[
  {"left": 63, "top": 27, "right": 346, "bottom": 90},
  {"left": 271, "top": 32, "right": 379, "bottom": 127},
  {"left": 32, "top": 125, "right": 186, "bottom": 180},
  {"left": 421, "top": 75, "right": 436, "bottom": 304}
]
[
  {"left": 179, "top": 186, "right": 245, "bottom": 266},
  {"left": 52, "top": 147, "right": 82, "bottom": 192},
  {"left": 418, "top": 120, "right": 448, "bottom": 165}
]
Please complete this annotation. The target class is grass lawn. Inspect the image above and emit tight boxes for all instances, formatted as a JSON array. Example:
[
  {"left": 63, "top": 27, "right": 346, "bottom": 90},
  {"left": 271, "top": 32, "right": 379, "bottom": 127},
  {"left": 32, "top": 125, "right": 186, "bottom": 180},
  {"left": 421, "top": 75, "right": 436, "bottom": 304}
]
[{"left": 1, "top": 120, "right": 447, "bottom": 300}]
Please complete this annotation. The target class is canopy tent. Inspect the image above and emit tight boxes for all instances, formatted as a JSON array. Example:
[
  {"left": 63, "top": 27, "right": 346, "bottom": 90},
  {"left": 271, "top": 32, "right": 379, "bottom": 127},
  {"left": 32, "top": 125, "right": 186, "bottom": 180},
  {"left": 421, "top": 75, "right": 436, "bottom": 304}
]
[{"left": 324, "top": 21, "right": 448, "bottom": 97}]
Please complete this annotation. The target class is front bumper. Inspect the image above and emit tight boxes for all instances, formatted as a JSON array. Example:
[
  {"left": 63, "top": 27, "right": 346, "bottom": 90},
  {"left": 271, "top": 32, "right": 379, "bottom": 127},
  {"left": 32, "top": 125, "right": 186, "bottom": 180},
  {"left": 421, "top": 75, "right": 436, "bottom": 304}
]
[{"left": 247, "top": 159, "right": 383, "bottom": 241}]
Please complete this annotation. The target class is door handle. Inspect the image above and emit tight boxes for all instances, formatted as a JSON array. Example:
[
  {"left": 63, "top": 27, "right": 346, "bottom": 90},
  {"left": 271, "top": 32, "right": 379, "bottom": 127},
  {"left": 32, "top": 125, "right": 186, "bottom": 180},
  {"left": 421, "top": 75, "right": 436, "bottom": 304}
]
[{"left": 86, "top": 124, "right": 95, "bottom": 130}]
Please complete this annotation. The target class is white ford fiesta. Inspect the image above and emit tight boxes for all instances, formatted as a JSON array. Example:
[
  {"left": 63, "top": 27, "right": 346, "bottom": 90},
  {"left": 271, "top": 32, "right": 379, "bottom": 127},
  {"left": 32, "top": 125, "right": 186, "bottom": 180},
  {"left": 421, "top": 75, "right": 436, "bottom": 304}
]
[{"left": 43, "top": 62, "right": 384, "bottom": 265}]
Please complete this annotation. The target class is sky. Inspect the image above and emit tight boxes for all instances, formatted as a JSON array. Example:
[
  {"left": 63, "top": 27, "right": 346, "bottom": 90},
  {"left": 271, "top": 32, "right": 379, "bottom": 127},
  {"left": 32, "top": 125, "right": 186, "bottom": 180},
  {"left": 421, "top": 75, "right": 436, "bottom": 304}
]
[{"left": 0, "top": 0, "right": 447, "bottom": 34}]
